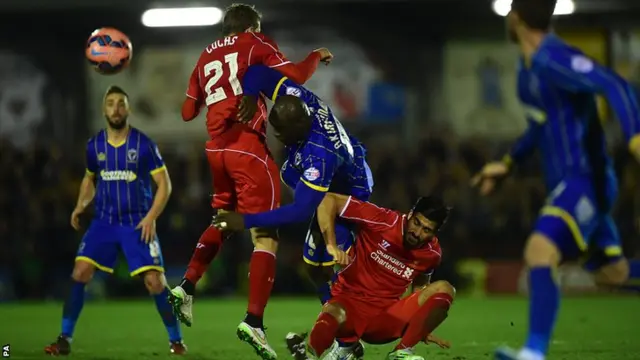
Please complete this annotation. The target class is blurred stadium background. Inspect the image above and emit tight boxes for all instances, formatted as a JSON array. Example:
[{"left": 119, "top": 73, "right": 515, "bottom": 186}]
[{"left": 1, "top": 0, "right": 640, "bottom": 358}]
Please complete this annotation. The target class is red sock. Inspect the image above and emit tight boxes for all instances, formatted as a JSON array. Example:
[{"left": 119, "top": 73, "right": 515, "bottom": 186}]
[
  {"left": 247, "top": 250, "right": 276, "bottom": 317},
  {"left": 184, "top": 226, "right": 223, "bottom": 285},
  {"left": 396, "top": 292, "right": 453, "bottom": 350},
  {"left": 308, "top": 312, "right": 340, "bottom": 357}
]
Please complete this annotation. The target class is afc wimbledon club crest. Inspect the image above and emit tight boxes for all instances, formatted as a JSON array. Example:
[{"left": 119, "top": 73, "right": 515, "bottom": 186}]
[{"left": 127, "top": 149, "right": 138, "bottom": 163}]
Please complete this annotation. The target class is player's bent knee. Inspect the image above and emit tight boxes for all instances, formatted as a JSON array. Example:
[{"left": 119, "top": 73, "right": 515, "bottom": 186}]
[
  {"left": 418, "top": 280, "right": 456, "bottom": 304},
  {"left": 71, "top": 260, "right": 96, "bottom": 283},
  {"left": 524, "top": 232, "right": 561, "bottom": 267},
  {"left": 322, "top": 302, "right": 347, "bottom": 324},
  {"left": 251, "top": 227, "right": 278, "bottom": 253},
  {"left": 429, "top": 280, "right": 456, "bottom": 298},
  {"left": 593, "top": 258, "right": 629, "bottom": 287},
  {"left": 142, "top": 270, "right": 166, "bottom": 294}
]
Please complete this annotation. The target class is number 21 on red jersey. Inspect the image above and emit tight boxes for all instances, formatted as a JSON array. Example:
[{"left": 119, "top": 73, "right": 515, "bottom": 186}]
[{"left": 203, "top": 52, "right": 242, "bottom": 105}]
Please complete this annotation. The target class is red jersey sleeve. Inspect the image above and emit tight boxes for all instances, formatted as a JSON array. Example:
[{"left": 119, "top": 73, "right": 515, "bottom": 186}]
[
  {"left": 248, "top": 32, "right": 321, "bottom": 84},
  {"left": 339, "top": 197, "right": 401, "bottom": 232},
  {"left": 185, "top": 65, "right": 203, "bottom": 100},
  {"left": 248, "top": 32, "right": 290, "bottom": 68},
  {"left": 418, "top": 238, "right": 443, "bottom": 275}
]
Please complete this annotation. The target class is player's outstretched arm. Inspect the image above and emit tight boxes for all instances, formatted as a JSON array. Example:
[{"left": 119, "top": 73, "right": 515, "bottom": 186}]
[
  {"left": 317, "top": 193, "right": 351, "bottom": 265},
  {"left": 472, "top": 115, "right": 543, "bottom": 195},
  {"left": 276, "top": 48, "right": 332, "bottom": 84},
  {"left": 238, "top": 64, "right": 291, "bottom": 123},
  {"left": 317, "top": 193, "right": 350, "bottom": 247},
  {"left": 250, "top": 33, "right": 329, "bottom": 85},
  {"left": 242, "top": 180, "right": 326, "bottom": 229},
  {"left": 541, "top": 50, "right": 640, "bottom": 161}
]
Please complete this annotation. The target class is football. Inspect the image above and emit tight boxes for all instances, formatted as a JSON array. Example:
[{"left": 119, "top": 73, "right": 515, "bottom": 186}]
[{"left": 85, "top": 27, "right": 132, "bottom": 75}]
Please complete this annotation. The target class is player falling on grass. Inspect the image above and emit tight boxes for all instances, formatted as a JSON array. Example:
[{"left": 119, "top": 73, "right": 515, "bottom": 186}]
[
  {"left": 168, "top": 3, "right": 332, "bottom": 359},
  {"left": 214, "top": 64, "right": 374, "bottom": 359},
  {"left": 44, "top": 86, "right": 185, "bottom": 356},
  {"left": 283, "top": 193, "right": 453, "bottom": 360},
  {"left": 470, "top": 1, "right": 640, "bottom": 359}
]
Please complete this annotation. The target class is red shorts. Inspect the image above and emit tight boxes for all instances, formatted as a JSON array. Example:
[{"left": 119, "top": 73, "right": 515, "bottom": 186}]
[
  {"left": 329, "top": 292, "right": 422, "bottom": 344},
  {"left": 205, "top": 124, "right": 281, "bottom": 214}
]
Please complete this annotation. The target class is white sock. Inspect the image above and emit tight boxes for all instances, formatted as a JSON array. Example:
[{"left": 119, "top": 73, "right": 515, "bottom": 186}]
[{"left": 517, "top": 347, "right": 545, "bottom": 360}]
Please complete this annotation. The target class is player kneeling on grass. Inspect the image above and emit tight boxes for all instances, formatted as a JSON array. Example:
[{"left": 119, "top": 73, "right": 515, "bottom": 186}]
[{"left": 285, "top": 193, "right": 453, "bottom": 360}]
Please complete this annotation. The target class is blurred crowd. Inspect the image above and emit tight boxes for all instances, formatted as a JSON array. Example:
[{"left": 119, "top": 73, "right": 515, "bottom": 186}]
[{"left": 1, "top": 123, "right": 640, "bottom": 298}]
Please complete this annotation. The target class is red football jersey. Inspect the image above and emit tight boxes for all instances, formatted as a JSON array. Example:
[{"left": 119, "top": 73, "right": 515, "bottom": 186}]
[
  {"left": 186, "top": 32, "right": 291, "bottom": 139},
  {"left": 332, "top": 197, "right": 442, "bottom": 306}
]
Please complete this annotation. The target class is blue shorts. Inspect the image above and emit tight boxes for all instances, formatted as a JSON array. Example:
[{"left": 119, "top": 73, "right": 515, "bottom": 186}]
[
  {"left": 533, "top": 176, "right": 622, "bottom": 271},
  {"left": 303, "top": 215, "right": 355, "bottom": 267},
  {"left": 76, "top": 219, "right": 165, "bottom": 276}
]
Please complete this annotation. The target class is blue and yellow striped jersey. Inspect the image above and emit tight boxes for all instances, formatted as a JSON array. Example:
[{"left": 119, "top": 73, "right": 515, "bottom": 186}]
[
  {"left": 243, "top": 64, "right": 373, "bottom": 201},
  {"left": 509, "top": 34, "right": 640, "bottom": 209},
  {"left": 86, "top": 127, "right": 166, "bottom": 226},
  {"left": 280, "top": 127, "right": 372, "bottom": 201}
]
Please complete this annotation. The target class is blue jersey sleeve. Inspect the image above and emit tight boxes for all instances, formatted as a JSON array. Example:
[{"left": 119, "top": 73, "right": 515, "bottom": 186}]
[
  {"left": 145, "top": 140, "right": 166, "bottom": 175},
  {"left": 243, "top": 65, "right": 291, "bottom": 101},
  {"left": 86, "top": 139, "right": 98, "bottom": 175},
  {"left": 536, "top": 48, "right": 640, "bottom": 149},
  {"left": 243, "top": 182, "right": 326, "bottom": 228},
  {"left": 505, "top": 118, "right": 543, "bottom": 165},
  {"left": 242, "top": 139, "right": 340, "bottom": 229}
]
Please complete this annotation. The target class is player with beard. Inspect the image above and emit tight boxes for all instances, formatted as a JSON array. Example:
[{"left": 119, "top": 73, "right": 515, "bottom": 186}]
[
  {"left": 284, "top": 193, "right": 453, "bottom": 360},
  {"left": 44, "top": 86, "right": 185, "bottom": 355},
  {"left": 471, "top": 1, "right": 640, "bottom": 359}
]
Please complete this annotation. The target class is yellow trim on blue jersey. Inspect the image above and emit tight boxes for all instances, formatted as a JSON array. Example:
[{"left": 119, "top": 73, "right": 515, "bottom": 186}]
[
  {"left": 604, "top": 245, "right": 622, "bottom": 257},
  {"left": 629, "top": 133, "right": 640, "bottom": 152},
  {"left": 107, "top": 139, "right": 127, "bottom": 148},
  {"left": 301, "top": 178, "right": 329, "bottom": 192},
  {"left": 75, "top": 256, "right": 114, "bottom": 273},
  {"left": 303, "top": 256, "right": 335, "bottom": 267},
  {"left": 302, "top": 245, "right": 352, "bottom": 267},
  {"left": 86, "top": 169, "right": 94, "bottom": 176},
  {"left": 150, "top": 165, "right": 167, "bottom": 175},
  {"left": 539, "top": 205, "right": 587, "bottom": 251},
  {"left": 272, "top": 76, "right": 288, "bottom": 102},
  {"left": 130, "top": 265, "right": 165, "bottom": 277},
  {"left": 280, "top": 171, "right": 293, "bottom": 189}
]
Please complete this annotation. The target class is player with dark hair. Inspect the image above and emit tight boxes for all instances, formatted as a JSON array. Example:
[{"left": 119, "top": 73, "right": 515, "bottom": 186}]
[
  {"left": 214, "top": 64, "right": 373, "bottom": 359},
  {"left": 169, "top": 2, "right": 332, "bottom": 358},
  {"left": 44, "top": 86, "right": 185, "bottom": 355},
  {"left": 284, "top": 193, "right": 453, "bottom": 360},
  {"left": 471, "top": 1, "right": 640, "bottom": 359}
]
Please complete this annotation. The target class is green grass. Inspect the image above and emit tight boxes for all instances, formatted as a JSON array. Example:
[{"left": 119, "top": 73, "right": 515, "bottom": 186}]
[{"left": 1, "top": 297, "right": 639, "bottom": 359}]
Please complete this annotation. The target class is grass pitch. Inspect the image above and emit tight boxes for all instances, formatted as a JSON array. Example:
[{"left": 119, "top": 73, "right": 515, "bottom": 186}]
[{"left": 1, "top": 297, "right": 639, "bottom": 359}]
